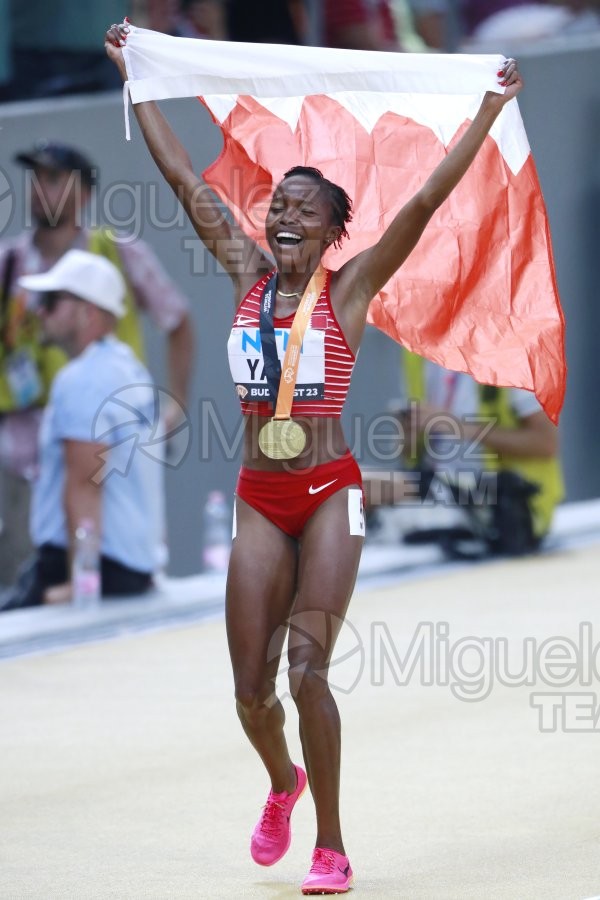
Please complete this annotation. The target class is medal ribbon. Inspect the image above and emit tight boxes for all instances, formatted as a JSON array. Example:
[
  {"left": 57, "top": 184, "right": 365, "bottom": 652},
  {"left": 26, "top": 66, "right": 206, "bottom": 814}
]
[
  {"left": 258, "top": 271, "right": 280, "bottom": 406},
  {"left": 259, "top": 268, "right": 326, "bottom": 421}
]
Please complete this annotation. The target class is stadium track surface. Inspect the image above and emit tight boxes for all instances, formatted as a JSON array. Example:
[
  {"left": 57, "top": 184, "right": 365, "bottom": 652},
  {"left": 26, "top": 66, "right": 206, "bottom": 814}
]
[{"left": 1, "top": 539, "right": 600, "bottom": 898}]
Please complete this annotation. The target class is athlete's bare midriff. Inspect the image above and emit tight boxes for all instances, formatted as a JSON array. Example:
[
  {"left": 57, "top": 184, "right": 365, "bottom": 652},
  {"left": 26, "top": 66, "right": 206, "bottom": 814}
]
[{"left": 241, "top": 415, "right": 350, "bottom": 471}]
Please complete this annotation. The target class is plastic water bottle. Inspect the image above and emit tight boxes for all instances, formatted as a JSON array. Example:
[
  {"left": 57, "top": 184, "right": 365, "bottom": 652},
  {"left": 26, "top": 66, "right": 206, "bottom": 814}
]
[
  {"left": 72, "top": 518, "right": 101, "bottom": 608},
  {"left": 201, "top": 490, "right": 231, "bottom": 573}
]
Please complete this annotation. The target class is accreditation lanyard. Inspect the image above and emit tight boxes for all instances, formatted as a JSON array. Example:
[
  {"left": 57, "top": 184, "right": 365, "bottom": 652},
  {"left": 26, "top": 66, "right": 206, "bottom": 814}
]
[{"left": 258, "top": 268, "right": 326, "bottom": 421}]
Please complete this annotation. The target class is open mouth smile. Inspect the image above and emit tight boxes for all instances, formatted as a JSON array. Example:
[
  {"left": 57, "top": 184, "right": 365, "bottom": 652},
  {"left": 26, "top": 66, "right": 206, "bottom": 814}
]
[{"left": 275, "top": 231, "right": 303, "bottom": 247}]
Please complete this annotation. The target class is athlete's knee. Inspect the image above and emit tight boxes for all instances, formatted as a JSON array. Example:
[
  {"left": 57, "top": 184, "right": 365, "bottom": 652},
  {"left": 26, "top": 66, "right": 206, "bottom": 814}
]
[
  {"left": 287, "top": 657, "right": 330, "bottom": 707},
  {"left": 235, "top": 682, "right": 276, "bottom": 724}
]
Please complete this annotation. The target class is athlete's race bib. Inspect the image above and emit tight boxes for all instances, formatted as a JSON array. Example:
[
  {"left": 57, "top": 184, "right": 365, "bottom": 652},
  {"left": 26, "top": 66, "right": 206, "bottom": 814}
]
[{"left": 228, "top": 326, "right": 325, "bottom": 403}]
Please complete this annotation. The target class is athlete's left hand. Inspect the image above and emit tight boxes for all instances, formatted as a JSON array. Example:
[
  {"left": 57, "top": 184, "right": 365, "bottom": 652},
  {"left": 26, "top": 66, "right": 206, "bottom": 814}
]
[{"left": 486, "top": 58, "right": 523, "bottom": 107}]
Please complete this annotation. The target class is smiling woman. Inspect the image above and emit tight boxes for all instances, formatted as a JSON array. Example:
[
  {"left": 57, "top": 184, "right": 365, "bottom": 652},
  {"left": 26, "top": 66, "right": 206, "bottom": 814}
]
[
  {"left": 271, "top": 165, "right": 352, "bottom": 249},
  {"left": 105, "top": 19, "right": 523, "bottom": 896}
]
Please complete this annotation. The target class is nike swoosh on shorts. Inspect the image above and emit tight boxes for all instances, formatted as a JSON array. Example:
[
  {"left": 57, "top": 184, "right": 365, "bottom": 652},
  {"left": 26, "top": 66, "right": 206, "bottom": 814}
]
[{"left": 308, "top": 479, "right": 338, "bottom": 495}]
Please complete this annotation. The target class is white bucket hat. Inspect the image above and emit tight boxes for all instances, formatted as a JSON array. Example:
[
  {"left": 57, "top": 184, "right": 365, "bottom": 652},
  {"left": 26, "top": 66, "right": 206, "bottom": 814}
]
[{"left": 18, "top": 249, "right": 126, "bottom": 318}]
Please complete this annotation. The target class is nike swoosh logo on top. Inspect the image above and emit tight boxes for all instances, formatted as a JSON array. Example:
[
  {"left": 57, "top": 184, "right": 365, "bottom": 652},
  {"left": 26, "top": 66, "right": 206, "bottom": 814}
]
[
  {"left": 308, "top": 478, "right": 338, "bottom": 495},
  {"left": 233, "top": 316, "right": 257, "bottom": 327}
]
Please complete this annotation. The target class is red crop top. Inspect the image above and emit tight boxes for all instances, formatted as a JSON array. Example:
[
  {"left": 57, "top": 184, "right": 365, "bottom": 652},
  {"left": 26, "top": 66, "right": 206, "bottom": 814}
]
[{"left": 227, "top": 270, "right": 356, "bottom": 418}]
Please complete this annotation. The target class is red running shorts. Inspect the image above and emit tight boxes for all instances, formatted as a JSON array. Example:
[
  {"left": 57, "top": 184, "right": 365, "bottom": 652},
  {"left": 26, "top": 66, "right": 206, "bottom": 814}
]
[{"left": 235, "top": 451, "right": 364, "bottom": 538}]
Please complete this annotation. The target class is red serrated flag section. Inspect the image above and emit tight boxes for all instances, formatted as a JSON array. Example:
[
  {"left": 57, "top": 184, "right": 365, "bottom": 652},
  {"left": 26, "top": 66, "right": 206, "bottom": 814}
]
[{"left": 122, "top": 27, "right": 566, "bottom": 422}]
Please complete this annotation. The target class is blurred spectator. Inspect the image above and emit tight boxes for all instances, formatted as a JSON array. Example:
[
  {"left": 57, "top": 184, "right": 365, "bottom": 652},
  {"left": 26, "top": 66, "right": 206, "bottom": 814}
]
[
  {"left": 0, "top": 141, "right": 194, "bottom": 587},
  {"left": 0, "top": 251, "right": 164, "bottom": 610},
  {"left": 324, "top": 0, "right": 401, "bottom": 49},
  {"left": 461, "top": 0, "right": 535, "bottom": 37},
  {"left": 406, "top": 0, "right": 600, "bottom": 50},
  {"left": 175, "top": 0, "right": 228, "bottom": 39},
  {"left": 227, "top": 0, "right": 307, "bottom": 43},
  {"left": 363, "top": 353, "right": 564, "bottom": 558},
  {"left": 131, "top": 0, "right": 180, "bottom": 33},
  {"left": 389, "top": 0, "right": 432, "bottom": 50},
  {"left": 463, "top": 0, "right": 600, "bottom": 47},
  {"left": 139, "top": 0, "right": 305, "bottom": 43},
  {"left": 138, "top": 0, "right": 229, "bottom": 39},
  {"left": 405, "top": 0, "right": 530, "bottom": 49},
  {"left": 5, "top": 2, "right": 127, "bottom": 101},
  {"left": 406, "top": 0, "right": 454, "bottom": 48}
]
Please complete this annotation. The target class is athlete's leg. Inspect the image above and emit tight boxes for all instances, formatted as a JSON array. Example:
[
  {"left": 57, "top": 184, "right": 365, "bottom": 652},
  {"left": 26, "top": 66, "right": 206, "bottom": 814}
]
[
  {"left": 289, "top": 486, "right": 363, "bottom": 854},
  {"left": 226, "top": 495, "right": 298, "bottom": 793}
]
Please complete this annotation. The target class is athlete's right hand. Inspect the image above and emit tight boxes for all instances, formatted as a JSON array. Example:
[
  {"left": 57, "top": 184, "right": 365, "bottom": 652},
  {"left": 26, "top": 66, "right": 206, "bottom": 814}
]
[{"left": 105, "top": 19, "right": 130, "bottom": 80}]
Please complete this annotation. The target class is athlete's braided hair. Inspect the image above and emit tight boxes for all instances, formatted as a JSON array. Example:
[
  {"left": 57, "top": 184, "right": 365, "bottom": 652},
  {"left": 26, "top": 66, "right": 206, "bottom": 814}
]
[{"left": 282, "top": 166, "right": 353, "bottom": 248}]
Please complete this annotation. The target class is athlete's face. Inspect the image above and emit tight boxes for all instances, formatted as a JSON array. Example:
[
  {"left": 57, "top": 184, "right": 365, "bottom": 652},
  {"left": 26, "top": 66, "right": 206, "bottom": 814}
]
[{"left": 265, "top": 177, "right": 341, "bottom": 274}]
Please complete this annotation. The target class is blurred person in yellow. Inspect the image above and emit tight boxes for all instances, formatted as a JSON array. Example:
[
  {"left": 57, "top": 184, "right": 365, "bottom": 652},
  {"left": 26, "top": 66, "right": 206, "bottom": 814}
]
[
  {"left": 0, "top": 141, "right": 194, "bottom": 586},
  {"left": 0, "top": 250, "right": 164, "bottom": 611},
  {"left": 363, "top": 351, "right": 564, "bottom": 558}
]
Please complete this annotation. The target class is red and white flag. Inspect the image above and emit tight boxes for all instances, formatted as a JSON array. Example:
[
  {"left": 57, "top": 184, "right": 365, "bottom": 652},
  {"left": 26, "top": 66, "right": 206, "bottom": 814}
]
[{"left": 122, "top": 27, "right": 566, "bottom": 421}]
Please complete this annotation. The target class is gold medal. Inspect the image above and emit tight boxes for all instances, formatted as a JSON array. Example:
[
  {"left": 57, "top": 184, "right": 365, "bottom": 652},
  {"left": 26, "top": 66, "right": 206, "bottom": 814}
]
[
  {"left": 258, "top": 418, "right": 306, "bottom": 460},
  {"left": 256, "top": 268, "right": 325, "bottom": 461}
]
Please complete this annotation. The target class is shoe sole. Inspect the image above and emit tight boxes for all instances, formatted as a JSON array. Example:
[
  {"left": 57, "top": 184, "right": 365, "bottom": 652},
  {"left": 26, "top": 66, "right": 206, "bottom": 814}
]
[{"left": 301, "top": 874, "right": 354, "bottom": 894}]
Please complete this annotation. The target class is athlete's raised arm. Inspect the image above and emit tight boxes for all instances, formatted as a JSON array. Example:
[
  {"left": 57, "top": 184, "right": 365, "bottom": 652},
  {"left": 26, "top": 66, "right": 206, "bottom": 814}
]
[
  {"left": 104, "top": 21, "right": 271, "bottom": 302},
  {"left": 335, "top": 58, "right": 523, "bottom": 313}
]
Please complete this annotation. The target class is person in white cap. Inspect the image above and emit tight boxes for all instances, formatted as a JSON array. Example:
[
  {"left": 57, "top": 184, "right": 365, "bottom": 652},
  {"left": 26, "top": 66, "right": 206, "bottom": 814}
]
[
  {"left": 0, "top": 249, "right": 165, "bottom": 609},
  {"left": 0, "top": 139, "right": 194, "bottom": 589}
]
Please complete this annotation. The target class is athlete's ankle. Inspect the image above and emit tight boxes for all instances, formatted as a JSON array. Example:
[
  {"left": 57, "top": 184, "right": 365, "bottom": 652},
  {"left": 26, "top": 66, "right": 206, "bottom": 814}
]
[
  {"left": 315, "top": 838, "right": 345, "bottom": 856},
  {"left": 272, "top": 762, "right": 298, "bottom": 796}
]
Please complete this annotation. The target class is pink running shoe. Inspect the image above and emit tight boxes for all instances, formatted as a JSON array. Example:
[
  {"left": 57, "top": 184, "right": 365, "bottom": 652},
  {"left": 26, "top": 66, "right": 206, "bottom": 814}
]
[
  {"left": 250, "top": 764, "right": 307, "bottom": 866},
  {"left": 301, "top": 847, "right": 354, "bottom": 895}
]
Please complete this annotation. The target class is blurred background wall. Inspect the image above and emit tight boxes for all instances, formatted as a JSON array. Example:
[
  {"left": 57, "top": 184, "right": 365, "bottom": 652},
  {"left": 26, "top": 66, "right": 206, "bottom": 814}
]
[{"left": 1, "top": 39, "right": 598, "bottom": 575}]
